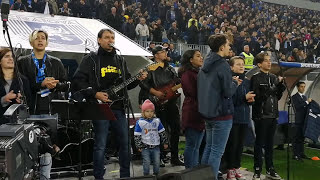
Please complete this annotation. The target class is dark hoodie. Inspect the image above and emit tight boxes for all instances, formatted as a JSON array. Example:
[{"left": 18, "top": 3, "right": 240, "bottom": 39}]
[
  {"left": 197, "top": 51, "right": 238, "bottom": 119},
  {"left": 232, "top": 72, "right": 251, "bottom": 124}
]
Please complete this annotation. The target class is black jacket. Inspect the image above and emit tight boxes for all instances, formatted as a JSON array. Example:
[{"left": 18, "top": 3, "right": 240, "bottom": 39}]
[
  {"left": 251, "top": 71, "right": 285, "bottom": 120},
  {"left": 140, "top": 62, "right": 178, "bottom": 92},
  {"left": 17, "top": 54, "right": 67, "bottom": 114},
  {"left": 292, "top": 92, "right": 308, "bottom": 124},
  {"left": 72, "top": 48, "right": 139, "bottom": 110},
  {"left": 0, "top": 75, "right": 31, "bottom": 124}
]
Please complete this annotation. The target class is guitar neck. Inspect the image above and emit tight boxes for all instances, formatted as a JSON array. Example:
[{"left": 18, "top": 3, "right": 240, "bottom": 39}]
[
  {"left": 171, "top": 84, "right": 182, "bottom": 92},
  {"left": 113, "top": 73, "right": 140, "bottom": 93}
]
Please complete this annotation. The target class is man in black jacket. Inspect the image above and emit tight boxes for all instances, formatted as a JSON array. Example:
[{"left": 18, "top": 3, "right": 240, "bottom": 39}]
[
  {"left": 251, "top": 52, "right": 285, "bottom": 180},
  {"left": 140, "top": 45, "right": 184, "bottom": 167},
  {"left": 72, "top": 29, "right": 147, "bottom": 179},
  {"left": 292, "top": 81, "right": 311, "bottom": 161}
]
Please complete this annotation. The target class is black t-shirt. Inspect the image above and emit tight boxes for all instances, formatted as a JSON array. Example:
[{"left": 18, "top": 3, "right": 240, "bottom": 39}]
[{"left": 98, "top": 48, "right": 121, "bottom": 91}]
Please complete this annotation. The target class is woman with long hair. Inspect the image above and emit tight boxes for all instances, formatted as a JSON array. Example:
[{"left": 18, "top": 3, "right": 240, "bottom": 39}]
[
  {"left": 0, "top": 48, "right": 31, "bottom": 124},
  {"left": 178, "top": 49, "right": 205, "bottom": 168}
]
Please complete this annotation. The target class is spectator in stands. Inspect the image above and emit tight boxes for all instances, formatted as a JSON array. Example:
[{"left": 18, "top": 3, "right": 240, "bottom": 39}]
[
  {"left": 10, "top": 0, "right": 27, "bottom": 11},
  {"left": 167, "top": 22, "right": 181, "bottom": 43},
  {"left": 78, "top": 0, "right": 92, "bottom": 18},
  {"left": 96, "top": 0, "right": 108, "bottom": 22},
  {"left": 147, "top": 42, "right": 155, "bottom": 52},
  {"left": 188, "top": 13, "right": 198, "bottom": 28},
  {"left": 113, "top": 0, "right": 123, "bottom": 15},
  {"left": 240, "top": 45, "right": 254, "bottom": 70},
  {"left": 59, "top": 1, "right": 72, "bottom": 16},
  {"left": 199, "top": 20, "right": 212, "bottom": 45},
  {"left": 136, "top": 17, "right": 149, "bottom": 41},
  {"left": 48, "top": 0, "right": 58, "bottom": 15},
  {"left": 123, "top": 17, "right": 136, "bottom": 40},
  {"left": 106, "top": 7, "right": 123, "bottom": 32},
  {"left": 158, "top": 0, "right": 166, "bottom": 24},
  {"left": 176, "top": 6, "right": 188, "bottom": 33},
  {"left": 31, "top": 0, "right": 45, "bottom": 13},
  {"left": 151, "top": 23, "right": 163, "bottom": 43},
  {"left": 187, "top": 20, "right": 198, "bottom": 44},
  {"left": 166, "top": 5, "right": 176, "bottom": 25},
  {"left": 167, "top": 43, "right": 181, "bottom": 64}
]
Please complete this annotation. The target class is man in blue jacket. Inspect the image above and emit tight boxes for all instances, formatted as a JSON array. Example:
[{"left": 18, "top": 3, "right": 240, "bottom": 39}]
[{"left": 197, "top": 34, "right": 239, "bottom": 180}]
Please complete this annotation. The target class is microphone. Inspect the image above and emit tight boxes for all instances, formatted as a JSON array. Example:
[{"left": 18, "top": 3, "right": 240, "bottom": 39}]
[
  {"left": 109, "top": 43, "right": 119, "bottom": 50},
  {"left": 1, "top": 0, "right": 10, "bottom": 32},
  {"left": 85, "top": 39, "right": 91, "bottom": 52}
]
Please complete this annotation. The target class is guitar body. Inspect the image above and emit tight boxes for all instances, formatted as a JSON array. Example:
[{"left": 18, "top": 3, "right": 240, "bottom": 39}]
[{"left": 151, "top": 82, "right": 181, "bottom": 105}]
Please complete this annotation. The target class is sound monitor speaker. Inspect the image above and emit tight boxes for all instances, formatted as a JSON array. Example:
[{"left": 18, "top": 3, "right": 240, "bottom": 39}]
[
  {"left": 116, "top": 175, "right": 157, "bottom": 180},
  {"left": 157, "top": 165, "right": 214, "bottom": 180}
]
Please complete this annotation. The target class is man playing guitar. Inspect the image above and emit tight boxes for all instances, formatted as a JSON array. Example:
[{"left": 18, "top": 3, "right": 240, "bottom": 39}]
[
  {"left": 140, "top": 45, "right": 184, "bottom": 166},
  {"left": 72, "top": 29, "right": 147, "bottom": 179}
]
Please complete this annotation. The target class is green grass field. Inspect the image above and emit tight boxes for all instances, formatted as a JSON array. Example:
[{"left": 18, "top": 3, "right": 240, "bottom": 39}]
[
  {"left": 179, "top": 142, "right": 320, "bottom": 180},
  {"left": 241, "top": 147, "right": 320, "bottom": 180}
]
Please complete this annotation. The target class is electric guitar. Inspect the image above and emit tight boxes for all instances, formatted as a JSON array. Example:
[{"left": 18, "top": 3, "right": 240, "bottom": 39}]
[
  {"left": 104, "top": 62, "right": 164, "bottom": 102},
  {"left": 149, "top": 81, "right": 182, "bottom": 106}
]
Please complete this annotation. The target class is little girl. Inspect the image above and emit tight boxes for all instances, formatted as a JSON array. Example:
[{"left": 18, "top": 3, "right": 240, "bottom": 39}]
[{"left": 134, "top": 99, "right": 168, "bottom": 175}]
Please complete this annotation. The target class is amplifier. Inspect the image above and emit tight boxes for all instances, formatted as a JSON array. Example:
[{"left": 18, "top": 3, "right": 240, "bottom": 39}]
[{"left": 0, "top": 124, "right": 38, "bottom": 180}]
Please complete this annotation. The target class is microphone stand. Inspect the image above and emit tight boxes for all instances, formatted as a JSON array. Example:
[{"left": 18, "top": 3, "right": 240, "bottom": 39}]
[
  {"left": 276, "top": 58, "right": 295, "bottom": 180},
  {"left": 3, "top": 21, "right": 28, "bottom": 113},
  {"left": 114, "top": 47, "right": 135, "bottom": 177}
]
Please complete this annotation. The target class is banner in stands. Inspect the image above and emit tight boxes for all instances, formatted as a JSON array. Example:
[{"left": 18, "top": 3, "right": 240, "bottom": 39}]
[
  {"left": 0, "top": 11, "right": 152, "bottom": 56},
  {"left": 279, "top": 61, "right": 320, "bottom": 68}
]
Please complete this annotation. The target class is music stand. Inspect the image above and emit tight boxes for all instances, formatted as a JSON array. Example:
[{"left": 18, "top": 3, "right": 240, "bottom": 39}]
[{"left": 50, "top": 100, "right": 116, "bottom": 179}]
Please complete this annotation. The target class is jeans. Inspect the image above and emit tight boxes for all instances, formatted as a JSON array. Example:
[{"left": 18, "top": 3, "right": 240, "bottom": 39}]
[
  {"left": 201, "top": 119, "right": 232, "bottom": 180},
  {"left": 253, "top": 118, "right": 277, "bottom": 172},
  {"left": 92, "top": 110, "right": 130, "bottom": 179},
  {"left": 141, "top": 147, "right": 160, "bottom": 175},
  {"left": 139, "top": 36, "right": 148, "bottom": 41},
  {"left": 39, "top": 153, "right": 52, "bottom": 180},
  {"left": 184, "top": 128, "right": 204, "bottom": 169}
]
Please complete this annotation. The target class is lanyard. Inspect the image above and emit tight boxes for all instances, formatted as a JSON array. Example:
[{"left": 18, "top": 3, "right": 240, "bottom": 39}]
[{"left": 32, "top": 52, "right": 47, "bottom": 83}]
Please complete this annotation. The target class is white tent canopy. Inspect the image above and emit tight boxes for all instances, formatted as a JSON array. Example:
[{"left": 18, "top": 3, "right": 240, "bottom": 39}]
[{"left": 0, "top": 11, "right": 152, "bottom": 56}]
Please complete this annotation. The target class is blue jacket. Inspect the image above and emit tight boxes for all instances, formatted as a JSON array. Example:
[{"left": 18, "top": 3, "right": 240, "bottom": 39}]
[
  {"left": 232, "top": 73, "right": 250, "bottom": 124},
  {"left": 197, "top": 51, "right": 238, "bottom": 118},
  {"left": 304, "top": 101, "right": 320, "bottom": 143}
]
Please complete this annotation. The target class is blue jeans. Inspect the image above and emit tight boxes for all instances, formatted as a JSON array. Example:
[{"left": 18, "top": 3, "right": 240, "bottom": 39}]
[
  {"left": 141, "top": 146, "right": 160, "bottom": 175},
  {"left": 184, "top": 128, "right": 204, "bottom": 169},
  {"left": 39, "top": 153, "right": 52, "bottom": 180},
  {"left": 201, "top": 119, "right": 232, "bottom": 180},
  {"left": 92, "top": 110, "right": 130, "bottom": 179},
  {"left": 139, "top": 36, "right": 148, "bottom": 41}
]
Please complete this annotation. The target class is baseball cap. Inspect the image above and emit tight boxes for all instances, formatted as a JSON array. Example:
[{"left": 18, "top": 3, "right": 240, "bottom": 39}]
[{"left": 152, "top": 45, "right": 167, "bottom": 55}]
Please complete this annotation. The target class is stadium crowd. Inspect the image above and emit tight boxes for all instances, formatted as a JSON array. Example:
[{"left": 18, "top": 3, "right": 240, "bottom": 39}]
[{"left": 4, "top": 0, "right": 320, "bottom": 63}]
